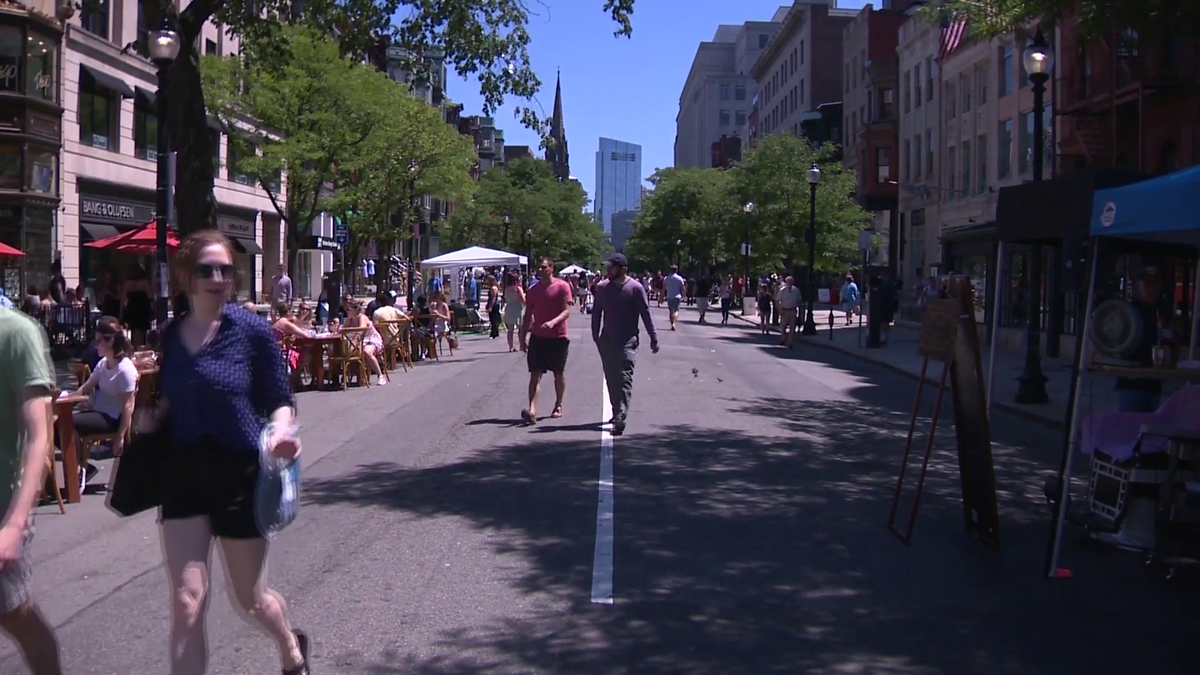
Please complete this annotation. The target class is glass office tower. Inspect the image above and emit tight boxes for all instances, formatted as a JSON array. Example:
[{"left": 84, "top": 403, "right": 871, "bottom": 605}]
[{"left": 594, "top": 138, "right": 643, "bottom": 235}]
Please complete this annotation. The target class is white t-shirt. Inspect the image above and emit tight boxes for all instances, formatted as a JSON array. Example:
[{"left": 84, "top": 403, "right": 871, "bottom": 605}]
[
  {"left": 663, "top": 274, "right": 685, "bottom": 300},
  {"left": 87, "top": 357, "right": 139, "bottom": 419}
]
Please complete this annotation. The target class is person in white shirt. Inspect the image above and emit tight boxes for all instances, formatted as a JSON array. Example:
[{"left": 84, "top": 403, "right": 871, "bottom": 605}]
[
  {"left": 662, "top": 265, "right": 686, "bottom": 331},
  {"left": 73, "top": 318, "right": 138, "bottom": 489},
  {"left": 775, "top": 275, "right": 803, "bottom": 348}
]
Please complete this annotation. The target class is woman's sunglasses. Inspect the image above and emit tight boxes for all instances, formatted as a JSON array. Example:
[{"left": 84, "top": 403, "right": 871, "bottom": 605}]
[{"left": 195, "top": 263, "right": 235, "bottom": 280}]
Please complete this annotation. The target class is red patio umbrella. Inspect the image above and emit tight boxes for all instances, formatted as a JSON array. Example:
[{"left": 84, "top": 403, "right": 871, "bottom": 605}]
[
  {"left": 0, "top": 241, "right": 23, "bottom": 256},
  {"left": 85, "top": 220, "right": 180, "bottom": 254}
]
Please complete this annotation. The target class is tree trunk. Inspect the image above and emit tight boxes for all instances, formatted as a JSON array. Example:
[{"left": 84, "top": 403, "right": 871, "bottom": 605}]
[{"left": 167, "top": 25, "right": 219, "bottom": 235}]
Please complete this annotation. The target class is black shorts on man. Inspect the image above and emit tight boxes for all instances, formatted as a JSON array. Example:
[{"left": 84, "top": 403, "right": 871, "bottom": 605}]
[{"left": 527, "top": 335, "right": 569, "bottom": 374}]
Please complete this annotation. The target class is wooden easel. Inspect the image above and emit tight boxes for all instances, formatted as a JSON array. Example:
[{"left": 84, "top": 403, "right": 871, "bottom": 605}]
[{"left": 887, "top": 276, "right": 1001, "bottom": 550}]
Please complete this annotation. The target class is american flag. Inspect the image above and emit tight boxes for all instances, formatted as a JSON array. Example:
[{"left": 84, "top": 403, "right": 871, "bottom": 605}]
[{"left": 938, "top": 14, "right": 969, "bottom": 61}]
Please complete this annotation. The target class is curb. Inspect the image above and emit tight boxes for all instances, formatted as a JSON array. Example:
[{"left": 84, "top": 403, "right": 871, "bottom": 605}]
[{"left": 724, "top": 311, "right": 1064, "bottom": 432}]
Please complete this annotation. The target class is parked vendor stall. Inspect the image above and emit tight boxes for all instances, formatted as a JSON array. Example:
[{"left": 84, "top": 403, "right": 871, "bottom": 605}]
[{"left": 1045, "top": 165, "right": 1200, "bottom": 580}]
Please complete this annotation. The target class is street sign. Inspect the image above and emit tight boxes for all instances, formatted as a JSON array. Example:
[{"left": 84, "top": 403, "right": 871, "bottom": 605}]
[
  {"left": 301, "top": 235, "right": 341, "bottom": 251},
  {"left": 333, "top": 218, "right": 349, "bottom": 245},
  {"left": 857, "top": 229, "right": 873, "bottom": 252},
  {"left": 741, "top": 242, "right": 752, "bottom": 256}
]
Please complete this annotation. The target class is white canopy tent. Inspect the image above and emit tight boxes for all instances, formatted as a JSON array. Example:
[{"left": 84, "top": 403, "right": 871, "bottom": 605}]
[
  {"left": 420, "top": 246, "right": 528, "bottom": 304},
  {"left": 559, "top": 264, "right": 587, "bottom": 276},
  {"left": 421, "top": 246, "right": 527, "bottom": 267}
]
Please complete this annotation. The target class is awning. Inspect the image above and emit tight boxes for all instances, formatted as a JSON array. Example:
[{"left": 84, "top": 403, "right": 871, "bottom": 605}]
[
  {"left": 206, "top": 116, "right": 222, "bottom": 132},
  {"left": 230, "top": 237, "right": 263, "bottom": 255},
  {"left": 1091, "top": 165, "right": 1200, "bottom": 245},
  {"left": 994, "top": 168, "right": 1145, "bottom": 244},
  {"left": 941, "top": 220, "right": 996, "bottom": 243},
  {"left": 79, "top": 222, "right": 120, "bottom": 241},
  {"left": 135, "top": 87, "right": 156, "bottom": 104},
  {"left": 81, "top": 65, "right": 135, "bottom": 98}
]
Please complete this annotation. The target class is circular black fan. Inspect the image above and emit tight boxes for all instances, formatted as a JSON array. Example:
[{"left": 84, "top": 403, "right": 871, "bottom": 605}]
[{"left": 1090, "top": 298, "right": 1145, "bottom": 360}]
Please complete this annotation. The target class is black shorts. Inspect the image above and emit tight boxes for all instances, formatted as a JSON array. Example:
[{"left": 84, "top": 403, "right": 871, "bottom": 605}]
[
  {"left": 160, "top": 440, "right": 264, "bottom": 539},
  {"left": 527, "top": 335, "right": 569, "bottom": 374}
]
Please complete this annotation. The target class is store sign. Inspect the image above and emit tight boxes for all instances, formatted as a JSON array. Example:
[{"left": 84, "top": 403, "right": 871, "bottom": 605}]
[
  {"left": 80, "top": 196, "right": 155, "bottom": 225},
  {"left": 301, "top": 234, "right": 341, "bottom": 251},
  {"left": 218, "top": 218, "right": 254, "bottom": 238}
]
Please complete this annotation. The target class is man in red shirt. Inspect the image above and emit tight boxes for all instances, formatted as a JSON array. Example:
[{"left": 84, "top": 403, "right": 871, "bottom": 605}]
[{"left": 519, "top": 258, "right": 574, "bottom": 423}]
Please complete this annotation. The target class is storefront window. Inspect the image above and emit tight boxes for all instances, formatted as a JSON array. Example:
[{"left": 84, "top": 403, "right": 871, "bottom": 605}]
[
  {"left": 959, "top": 255, "right": 989, "bottom": 323},
  {"left": 1002, "top": 251, "right": 1028, "bottom": 327},
  {"left": 0, "top": 27, "right": 20, "bottom": 94},
  {"left": 26, "top": 33, "right": 56, "bottom": 102},
  {"left": 0, "top": 208, "right": 18, "bottom": 297},
  {"left": 134, "top": 96, "right": 157, "bottom": 160},
  {"left": 27, "top": 149, "right": 55, "bottom": 194},
  {"left": 23, "top": 208, "right": 53, "bottom": 294},
  {"left": 0, "top": 144, "right": 19, "bottom": 190}
]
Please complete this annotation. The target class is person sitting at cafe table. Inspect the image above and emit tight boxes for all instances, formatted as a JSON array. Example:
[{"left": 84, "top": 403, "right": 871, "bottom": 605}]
[
  {"left": 342, "top": 300, "right": 389, "bottom": 385},
  {"left": 271, "top": 303, "right": 310, "bottom": 373},
  {"left": 371, "top": 291, "right": 408, "bottom": 344},
  {"left": 72, "top": 317, "right": 138, "bottom": 489},
  {"left": 80, "top": 315, "right": 122, "bottom": 372}
]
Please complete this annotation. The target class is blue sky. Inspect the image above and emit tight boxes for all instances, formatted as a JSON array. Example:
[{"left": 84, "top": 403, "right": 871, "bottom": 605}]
[{"left": 447, "top": 0, "right": 869, "bottom": 204}]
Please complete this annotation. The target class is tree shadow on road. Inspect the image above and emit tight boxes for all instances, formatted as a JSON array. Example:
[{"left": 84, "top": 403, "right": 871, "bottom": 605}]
[{"left": 305, "top": 363, "right": 1199, "bottom": 674}]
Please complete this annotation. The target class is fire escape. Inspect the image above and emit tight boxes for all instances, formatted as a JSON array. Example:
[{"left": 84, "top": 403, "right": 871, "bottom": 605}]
[{"left": 1058, "top": 20, "right": 1198, "bottom": 173}]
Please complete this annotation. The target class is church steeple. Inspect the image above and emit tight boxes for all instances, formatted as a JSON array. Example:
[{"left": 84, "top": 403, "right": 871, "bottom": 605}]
[{"left": 545, "top": 70, "right": 570, "bottom": 182}]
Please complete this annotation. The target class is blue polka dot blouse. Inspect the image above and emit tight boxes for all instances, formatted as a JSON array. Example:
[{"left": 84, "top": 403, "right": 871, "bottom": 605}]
[{"left": 159, "top": 304, "right": 295, "bottom": 451}]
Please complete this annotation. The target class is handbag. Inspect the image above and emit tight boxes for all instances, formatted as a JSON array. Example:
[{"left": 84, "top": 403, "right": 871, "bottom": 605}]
[
  {"left": 104, "top": 407, "right": 169, "bottom": 516},
  {"left": 105, "top": 318, "right": 180, "bottom": 517}
]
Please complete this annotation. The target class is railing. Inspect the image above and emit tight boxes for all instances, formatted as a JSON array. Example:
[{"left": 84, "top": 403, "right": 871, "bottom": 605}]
[{"left": 27, "top": 304, "right": 94, "bottom": 355}]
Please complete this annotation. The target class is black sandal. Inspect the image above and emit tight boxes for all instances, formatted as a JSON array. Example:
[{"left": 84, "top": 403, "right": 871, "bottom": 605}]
[{"left": 282, "top": 629, "right": 310, "bottom": 675}]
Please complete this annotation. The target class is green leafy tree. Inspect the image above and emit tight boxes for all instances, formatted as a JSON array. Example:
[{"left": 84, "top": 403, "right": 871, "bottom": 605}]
[
  {"left": 625, "top": 135, "right": 868, "bottom": 275},
  {"left": 336, "top": 88, "right": 478, "bottom": 288},
  {"left": 202, "top": 28, "right": 394, "bottom": 273},
  {"left": 623, "top": 168, "right": 735, "bottom": 273},
  {"left": 141, "top": 0, "right": 636, "bottom": 235},
  {"left": 930, "top": 1, "right": 1197, "bottom": 41},
  {"left": 443, "top": 158, "right": 606, "bottom": 267},
  {"left": 730, "top": 134, "right": 869, "bottom": 274}
]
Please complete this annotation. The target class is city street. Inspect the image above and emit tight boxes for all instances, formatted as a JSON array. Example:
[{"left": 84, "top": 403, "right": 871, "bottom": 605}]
[{"left": 2, "top": 307, "right": 1195, "bottom": 674}]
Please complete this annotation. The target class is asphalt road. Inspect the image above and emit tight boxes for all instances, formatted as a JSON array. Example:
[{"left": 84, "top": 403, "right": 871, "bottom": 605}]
[{"left": 2, "top": 306, "right": 1195, "bottom": 674}]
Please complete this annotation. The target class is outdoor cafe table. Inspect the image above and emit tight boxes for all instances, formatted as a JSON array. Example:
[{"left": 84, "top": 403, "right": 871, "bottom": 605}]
[
  {"left": 293, "top": 334, "right": 341, "bottom": 391},
  {"left": 51, "top": 393, "right": 89, "bottom": 503}
]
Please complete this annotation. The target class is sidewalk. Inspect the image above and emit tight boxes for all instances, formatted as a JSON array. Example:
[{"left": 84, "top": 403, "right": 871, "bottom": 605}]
[{"left": 723, "top": 304, "right": 1113, "bottom": 431}]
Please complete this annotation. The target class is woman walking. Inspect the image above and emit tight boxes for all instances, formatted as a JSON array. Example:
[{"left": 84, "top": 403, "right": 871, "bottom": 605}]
[
  {"left": 156, "top": 230, "right": 310, "bottom": 675},
  {"left": 502, "top": 270, "right": 525, "bottom": 353},
  {"left": 486, "top": 275, "right": 502, "bottom": 339}
]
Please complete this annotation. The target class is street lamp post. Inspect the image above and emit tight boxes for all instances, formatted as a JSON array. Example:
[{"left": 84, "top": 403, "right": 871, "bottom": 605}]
[
  {"left": 802, "top": 163, "right": 821, "bottom": 335},
  {"left": 149, "top": 23, "right": 179, "bottom": 329},
  {"left": 524, "top": 227, "right": 533, "bottom": 290},
  {"left": 502, "top": 212, "right": 510, "bottom": 249},
  {"left": 1015, "top": 27, "right": 1053, "bottom": 405},
  {"left": 675, "top": 239, "right": 682, "bottom": 268},
  {"left": 405, "top": 160, "right": 419, "bottom": 307},
  {"left": 742, "top": 202, "right": 754, "bottom": 315}
]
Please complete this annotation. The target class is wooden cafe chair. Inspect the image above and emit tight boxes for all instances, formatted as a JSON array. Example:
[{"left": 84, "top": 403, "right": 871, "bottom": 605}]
[
  {"left": 328, "top": 327, "right": 369, "bottom": 389},
  {"left": 373, "top": 320, "right": 411, "bottom": 372}
]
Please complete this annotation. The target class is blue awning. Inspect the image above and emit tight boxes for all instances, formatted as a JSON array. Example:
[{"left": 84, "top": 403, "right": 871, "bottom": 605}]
[{"left": 1091, "top": 166, "right": 1200, "bottom": 245}]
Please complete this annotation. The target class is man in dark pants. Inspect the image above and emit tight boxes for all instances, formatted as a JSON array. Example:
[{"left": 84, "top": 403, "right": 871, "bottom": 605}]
[
  {"left": 592, "top": 254, "right": 659, "bottom": 436},
  {"left": 519, "top": 258, "right": 574, "bottom": 423},
  {"left": 1116, "top": 265, "right": 1165, "bottom": 412}
]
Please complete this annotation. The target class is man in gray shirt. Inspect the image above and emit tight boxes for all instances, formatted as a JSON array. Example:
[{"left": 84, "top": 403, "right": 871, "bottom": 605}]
[{"left": 591, "top": 253, "right": 658, "bottom": 436}]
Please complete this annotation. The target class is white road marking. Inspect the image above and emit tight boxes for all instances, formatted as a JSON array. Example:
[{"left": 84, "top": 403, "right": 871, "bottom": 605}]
[{"left": 591, "top": 377, "right": 615, "bottom": 605}]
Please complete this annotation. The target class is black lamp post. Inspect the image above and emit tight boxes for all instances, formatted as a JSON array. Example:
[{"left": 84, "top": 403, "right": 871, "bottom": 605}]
[
  {"left": 149, "top": 23, "right": 180, "bottom": 328},
  {"left": 405, "top": 160, "right": 419, "bottom": 307},
  {"left": 502, "top": 212, "right": 510, "bottom": 249},
  {"left": 1015, "top": 28, "right": 1053, "bottom": 405},
  {"left": 802, "top": 163, "right": 821, "bottom": 335},
  {"left": 675, "top": 239, "right": 682, "bottom": 268},
  {"left": 524, "top": 227, "right": 533, "bottom": 290},
  {"left": 742, "top": 202, "right": 754, "bottom": 315}
]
